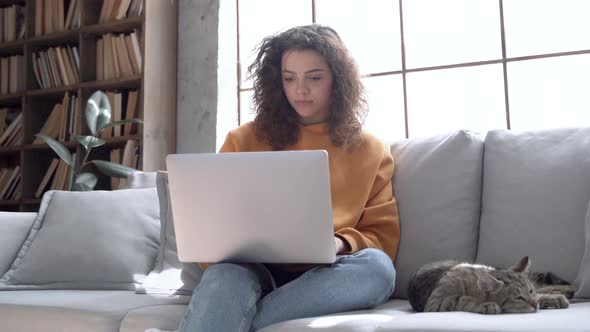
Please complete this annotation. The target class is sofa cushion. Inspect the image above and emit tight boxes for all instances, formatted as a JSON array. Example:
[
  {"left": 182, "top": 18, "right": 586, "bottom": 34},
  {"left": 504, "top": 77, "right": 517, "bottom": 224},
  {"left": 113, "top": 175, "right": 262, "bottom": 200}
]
[
  {"left": 136, "top": 171, "right": 203, "bottom": 295},
  {"left": 119, "top": 304, "right": 187, "bottom": 332},
  {"left": 0, "top": 212, "right": 36, "bottom": 276},
  {"left": 0, "top": 290, "right": 190, "bottom": 332},
  {"left": 574, "top": 201, "right": 590, "bottom": 298},
  {"left": 0, "top": 189, "right": 160, "bottom": 290},
  {"left": 389, "top": 130, "right": 484, "bottom": 299},
  {"left": 258, "top": 299, "right": 590, "bottom": 332},
  {"left": 477, "top": 127, "right": 590, "bottom": 283}
]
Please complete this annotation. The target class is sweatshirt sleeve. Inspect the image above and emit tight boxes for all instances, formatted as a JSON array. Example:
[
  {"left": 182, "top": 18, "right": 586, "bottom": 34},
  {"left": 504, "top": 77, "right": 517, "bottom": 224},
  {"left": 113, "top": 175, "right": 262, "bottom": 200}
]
[
  {"left": 335, "top": 147, "right": 401, "bottom": 262},
  {"left": 219, "top": 131, "right": 239, "bottom": 153}
]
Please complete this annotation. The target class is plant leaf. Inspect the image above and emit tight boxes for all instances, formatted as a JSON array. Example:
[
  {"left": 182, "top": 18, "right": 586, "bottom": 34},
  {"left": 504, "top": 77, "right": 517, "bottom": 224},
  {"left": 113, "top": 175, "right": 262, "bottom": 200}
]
[
  {"left": 67, "top": 157, "right": 77, "bottom": 190},
  {"left": 98, "top": 118, "right": 143, "bottom": 132},
  {"left": 90, "top": 160, "right": 136, "bottom": 178},
  {"left": 85, "top": 91, "right": 111, "bottom": 135},
  {"left": 75, "top": 135, "right": 106, "bottom": 151},
  {"left": 75, "top": 172, "right": 98, "bottom": 187},
  {"left": 34, "top": 134, "right": 73, "bottom": 166}
]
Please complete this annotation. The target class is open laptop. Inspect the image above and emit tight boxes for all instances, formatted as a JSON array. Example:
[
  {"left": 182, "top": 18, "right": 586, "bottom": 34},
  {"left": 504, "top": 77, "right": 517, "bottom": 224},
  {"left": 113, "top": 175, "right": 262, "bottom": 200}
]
[{"left": 165, "top": 150, "right": 336, "bottom": 264}]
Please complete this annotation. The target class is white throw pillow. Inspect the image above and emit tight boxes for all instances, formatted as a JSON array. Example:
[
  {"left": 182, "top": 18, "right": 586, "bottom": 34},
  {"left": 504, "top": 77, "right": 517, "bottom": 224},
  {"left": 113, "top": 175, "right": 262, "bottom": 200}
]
[{"left": 0, "top": 188, "right": 160, "bottom": 290}]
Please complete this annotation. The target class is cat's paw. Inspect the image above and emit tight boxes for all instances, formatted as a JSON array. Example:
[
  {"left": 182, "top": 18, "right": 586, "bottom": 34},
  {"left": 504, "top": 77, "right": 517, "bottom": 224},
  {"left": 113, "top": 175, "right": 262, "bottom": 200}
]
[
  {"left": 479, "top": 302, "right": 502, "bottom": 314},
  {"left": 538, "top": 294, "right": 569, "bottom": 309}
]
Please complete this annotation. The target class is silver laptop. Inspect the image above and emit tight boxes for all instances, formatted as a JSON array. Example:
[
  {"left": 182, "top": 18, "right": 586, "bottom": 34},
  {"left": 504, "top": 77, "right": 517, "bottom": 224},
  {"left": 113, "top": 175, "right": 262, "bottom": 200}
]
[{"left": 165, "top": 150, "right": 336, "bottom": 264}]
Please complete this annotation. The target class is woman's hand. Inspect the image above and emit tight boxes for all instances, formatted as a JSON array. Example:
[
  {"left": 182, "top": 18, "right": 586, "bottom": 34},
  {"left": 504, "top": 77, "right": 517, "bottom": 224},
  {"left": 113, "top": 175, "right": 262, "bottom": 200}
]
[{"left": 334, "top": 236, "right": 350, "bottom": 254}]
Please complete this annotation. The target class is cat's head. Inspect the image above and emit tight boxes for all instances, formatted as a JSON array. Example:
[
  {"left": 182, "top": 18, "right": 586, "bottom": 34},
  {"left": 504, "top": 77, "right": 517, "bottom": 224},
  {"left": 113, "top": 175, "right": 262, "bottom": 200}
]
[{"left": 481, "top": 256, "right": 539, "bottom": 313}]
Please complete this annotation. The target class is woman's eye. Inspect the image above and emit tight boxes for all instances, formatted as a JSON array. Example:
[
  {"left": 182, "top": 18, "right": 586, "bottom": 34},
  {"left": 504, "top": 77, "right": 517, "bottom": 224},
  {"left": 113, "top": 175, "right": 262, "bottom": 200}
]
[
  {"left": 283, "top": 77, "right": 294, "bottom": 82},
  {"left": 309, "top": 77, "right": 321, "bottom": 81}
]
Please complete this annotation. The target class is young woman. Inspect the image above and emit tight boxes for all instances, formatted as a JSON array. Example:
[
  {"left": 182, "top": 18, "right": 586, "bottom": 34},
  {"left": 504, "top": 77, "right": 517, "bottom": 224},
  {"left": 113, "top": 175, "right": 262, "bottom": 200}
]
[{"left": 179, "top": 24, "right": 400, "bottom": 332}]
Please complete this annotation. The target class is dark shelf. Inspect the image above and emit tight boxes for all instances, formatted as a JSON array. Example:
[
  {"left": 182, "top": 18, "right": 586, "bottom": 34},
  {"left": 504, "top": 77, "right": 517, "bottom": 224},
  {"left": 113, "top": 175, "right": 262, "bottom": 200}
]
[
  {"left": 0, "top": 145, "right": 22, "bottom": 154},
  {"left": 81, "top": 16, "right": 143, "bottom": 36},
  {"left": 24, "top": 141, "right": 77, "bottom": 150},
  {"left": 0, "top": 39, "right": 25, "bottom": 56},
  {"left": 27, "top": 30, "right": 79, "bottom": 48},
  {"left": 0, "top": 199, "right": 20, "bottom": 206},
  {"left": 80, "top": 75, "right": 142, "bottom": 91},
  {"left": 0, "top": 93, "right": 23, "bottom": 104}
]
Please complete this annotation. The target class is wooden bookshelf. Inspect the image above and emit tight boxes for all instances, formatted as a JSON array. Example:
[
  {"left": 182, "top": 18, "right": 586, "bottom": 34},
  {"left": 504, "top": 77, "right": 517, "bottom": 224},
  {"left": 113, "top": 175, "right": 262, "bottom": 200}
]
[{"left": 0, "top": 0, "right": 177, "bottom": 211}]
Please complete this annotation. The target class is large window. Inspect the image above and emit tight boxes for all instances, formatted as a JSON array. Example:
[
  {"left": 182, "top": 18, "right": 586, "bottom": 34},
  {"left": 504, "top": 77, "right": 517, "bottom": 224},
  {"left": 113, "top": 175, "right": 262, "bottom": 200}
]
[{"left": 230, "top": 0, "right": 590, "bottom": 144}]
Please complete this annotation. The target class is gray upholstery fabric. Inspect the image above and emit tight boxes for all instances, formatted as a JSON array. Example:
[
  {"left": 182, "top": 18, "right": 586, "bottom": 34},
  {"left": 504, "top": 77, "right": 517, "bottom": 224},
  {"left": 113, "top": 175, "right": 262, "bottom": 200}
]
[
  {"left": 574, "top": 201, "right": 590, "bottom": 298},
  {"left": 136, "top": 171, "right": 203, "bottom": 295},
  {"left": 0, "top": 189, "right": 160, "bottom": 290},
  {"left": 0, "top": 212, "right": 36, "bottom": 276},
  {"left": 127, "top": 171, "right": 158, "bottom": 189},
  {"left": 477, "top": 128, "right": 590, "bottom": 282},
  {"left": 259, "top": 300, "right": 590, "bottom": 332},
  {"left": 119, "top": 305, "right": 187, "bottom": 332},
  {"left": 0, "top": 290, "right": 190, "bottom": 332},
  {"left": 389, "top": 130, "right": 484, "bottom": 299}
]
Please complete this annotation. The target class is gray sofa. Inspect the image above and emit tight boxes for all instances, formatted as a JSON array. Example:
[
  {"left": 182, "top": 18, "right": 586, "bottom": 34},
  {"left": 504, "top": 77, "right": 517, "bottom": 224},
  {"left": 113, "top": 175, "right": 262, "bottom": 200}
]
[{"left": 1, "top": 127, "right": 589, "bottom": 332}]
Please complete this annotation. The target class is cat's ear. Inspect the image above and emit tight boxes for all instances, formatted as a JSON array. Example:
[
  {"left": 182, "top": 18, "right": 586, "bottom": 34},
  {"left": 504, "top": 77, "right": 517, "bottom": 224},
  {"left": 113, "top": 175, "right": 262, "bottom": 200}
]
[
  {"left": 478, "top": 273, "right": 504, "bottom": 291},
  {"left": 510, "top": 256, "right": 531, "bottom": 274}
]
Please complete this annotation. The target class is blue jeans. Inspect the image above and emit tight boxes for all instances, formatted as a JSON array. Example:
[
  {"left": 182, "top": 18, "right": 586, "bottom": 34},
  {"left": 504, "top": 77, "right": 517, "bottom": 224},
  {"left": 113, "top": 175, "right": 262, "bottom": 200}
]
[{"left": 178, "top": 248, "right": 396, "bottom": 332}]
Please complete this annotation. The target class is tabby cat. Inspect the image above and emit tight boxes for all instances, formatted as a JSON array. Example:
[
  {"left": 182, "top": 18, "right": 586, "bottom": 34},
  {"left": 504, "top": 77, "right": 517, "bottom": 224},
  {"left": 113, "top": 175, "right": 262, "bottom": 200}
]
[{"left": 408, "top": 256, "right": 571, "bottom": 314}]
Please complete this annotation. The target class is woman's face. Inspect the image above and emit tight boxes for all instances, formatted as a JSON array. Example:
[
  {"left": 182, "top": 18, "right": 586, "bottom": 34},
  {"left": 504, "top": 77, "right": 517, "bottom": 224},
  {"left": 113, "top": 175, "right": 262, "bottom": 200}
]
[{"left": 281, "top": 49, "right": 333, "bottom": 125}]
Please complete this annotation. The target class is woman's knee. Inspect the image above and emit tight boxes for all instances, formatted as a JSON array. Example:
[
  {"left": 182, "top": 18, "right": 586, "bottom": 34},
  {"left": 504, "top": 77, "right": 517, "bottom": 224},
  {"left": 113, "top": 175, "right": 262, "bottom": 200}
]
[
  {"left": 200, "top": 263, "right": 262, "bottom": 291},
  {"left": 345, "top": 249, "right": 396, "bottom": 302}
]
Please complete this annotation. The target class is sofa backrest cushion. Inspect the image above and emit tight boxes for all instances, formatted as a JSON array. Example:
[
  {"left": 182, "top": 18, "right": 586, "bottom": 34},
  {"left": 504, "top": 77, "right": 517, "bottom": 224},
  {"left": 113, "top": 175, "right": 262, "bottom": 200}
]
[
  {"left": 135, "top": 171, "right": 203, "bottom": 295},
  {"left": 390, "top": 130, "right": 484, "bottom": 299},
  {"left": 0, "top": 212, "right": 36, "bottom": 276},
  {"left": 574, "top": 201, "right": 590, "bottom": 298},
  {"left": 0, "top": 188, "right": 160, "bottom": 290},
  {"left": 477, "top": 127, "right": 590, "bottom": 283}
]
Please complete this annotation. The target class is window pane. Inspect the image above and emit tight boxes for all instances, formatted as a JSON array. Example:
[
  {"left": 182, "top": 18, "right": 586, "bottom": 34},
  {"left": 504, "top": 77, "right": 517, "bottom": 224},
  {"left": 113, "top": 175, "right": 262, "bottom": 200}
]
[
  {"left": 363, "top": 75, "right": 406, "bottom": 143},
  {"left": 315, "top": 0, "right": 402, "bottom": 74},
  {"left": 508, "top": 55, "right": 590, "bottom": 130},
  {"left": 503, "top": 0, "right": 590, "bottom": 57},
  {"left": 403, "top": 0, "right": 502, "bottom": 68},
  {"left": 239, "top": 90, "right": 256, "bottom": 124},
  {"left": 406, "top": 65, "right": 506, "bottom": 137},
  {"left": 238, "top": 0, "right": 312, "bottom": 88}
]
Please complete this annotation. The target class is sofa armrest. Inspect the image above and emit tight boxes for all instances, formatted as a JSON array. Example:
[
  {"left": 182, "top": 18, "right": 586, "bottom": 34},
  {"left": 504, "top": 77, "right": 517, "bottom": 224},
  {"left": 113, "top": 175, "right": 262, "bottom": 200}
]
[{"left": 0, "top": 212, "right": 37, "bottom": 276}]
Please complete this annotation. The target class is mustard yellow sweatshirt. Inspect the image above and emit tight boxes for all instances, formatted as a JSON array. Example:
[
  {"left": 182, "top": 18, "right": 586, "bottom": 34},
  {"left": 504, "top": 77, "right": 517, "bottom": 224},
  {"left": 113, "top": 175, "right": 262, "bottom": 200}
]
[{"left": 218, "top": 121, "right": 400, "bottom": 264}]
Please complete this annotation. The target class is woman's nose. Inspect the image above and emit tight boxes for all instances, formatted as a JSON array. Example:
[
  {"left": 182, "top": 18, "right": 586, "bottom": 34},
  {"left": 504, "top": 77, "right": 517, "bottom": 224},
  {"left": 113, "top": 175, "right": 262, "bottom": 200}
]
[{"left": 296, "top": 81, "right": 308, "bottom": 94}]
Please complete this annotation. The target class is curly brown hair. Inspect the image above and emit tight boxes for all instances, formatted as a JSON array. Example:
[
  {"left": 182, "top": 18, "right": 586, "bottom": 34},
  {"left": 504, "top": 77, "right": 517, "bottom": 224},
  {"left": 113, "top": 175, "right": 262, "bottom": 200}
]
[{"left": 248, "top": 24, "right": 367, "bottom": 150}]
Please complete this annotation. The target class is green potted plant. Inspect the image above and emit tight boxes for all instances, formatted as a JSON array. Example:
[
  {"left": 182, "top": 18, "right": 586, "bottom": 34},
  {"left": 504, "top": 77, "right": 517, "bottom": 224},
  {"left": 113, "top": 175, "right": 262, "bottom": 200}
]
[{"left": 35, "top": 90, "right": 143, "bottom": 191}]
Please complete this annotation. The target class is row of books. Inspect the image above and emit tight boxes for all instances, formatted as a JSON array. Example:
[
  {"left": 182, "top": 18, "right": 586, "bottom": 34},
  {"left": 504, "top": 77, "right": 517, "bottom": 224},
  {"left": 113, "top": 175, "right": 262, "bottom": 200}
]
[
  {"left": 34, "top": 92, "right": 80, "bottom": 143},
  {"left": 97, "top": 31, "right": 142, "bottom": 80},
  {"left": 34, "top": 157, "right": 73, "bottom": 198},
  {"left": 0, "top": 5, "right": 25, "bottom": 43},
  {"left": 110, "top": 139, "right": 140, "bottom": 189},
  {"left": 0, "top": 55, "right": 25, "bottom": 95},
  {"left": 0, "top": 166, "right": 20, "bottom": 200},
  {"left": 101, "top": 89, "right": 140, "bottom": 137},
  {"left": 34, "top": 0, "right": 81, "bottom": 36},
  {"left": 32, "top": 45, "right": 80, "bottom": 89},
  {"left": 0, "top": 111, "right": 22, "bottom": 147},
  {"left": 99, "top": 0, "right": 144, "bottom": 23}
]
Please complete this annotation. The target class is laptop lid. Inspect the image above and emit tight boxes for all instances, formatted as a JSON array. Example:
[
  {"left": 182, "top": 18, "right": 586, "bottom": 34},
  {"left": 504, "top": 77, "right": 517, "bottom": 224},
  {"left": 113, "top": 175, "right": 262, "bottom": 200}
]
[{"left": 165, "top": 150, "right": 336, "bottom": 264}]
